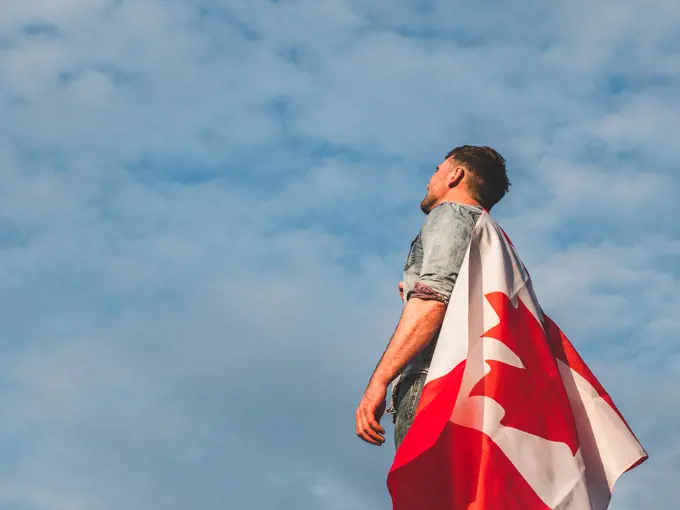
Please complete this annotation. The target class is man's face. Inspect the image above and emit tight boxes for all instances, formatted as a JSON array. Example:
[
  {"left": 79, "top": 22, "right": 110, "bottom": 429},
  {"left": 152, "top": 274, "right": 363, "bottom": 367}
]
[{"left": 420, "top": 158, "right": 454, "bottom": 214}]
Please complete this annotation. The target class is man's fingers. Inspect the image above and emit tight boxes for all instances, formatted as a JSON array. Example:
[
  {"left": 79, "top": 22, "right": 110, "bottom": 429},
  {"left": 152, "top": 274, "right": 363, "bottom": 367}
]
[
  {"left": 361, "top": 409, "right": 385, "bottom": 444},
  {"left": 371, "top": 400, "right": 386, "bottom": 434},
  {"left": 357, "top": 425, "right": 381, "bottom": 445},
  {"left": 361, "top": 426, "right": 384, "bottom": 445},
  {"left": 356, "top": 408, "right": 384, "bottom": 445},
  {"left": 355, "top": 389, "right": 388, "bottom": 446},
  {"left": 355, "top": 410, "right": 371, "bottom": 443},
  {"left": 358, "top": 430, "right": 381, "bottom": 445},
  {"left": 368, "top": 413, "right": 385, "bottom": 435}
]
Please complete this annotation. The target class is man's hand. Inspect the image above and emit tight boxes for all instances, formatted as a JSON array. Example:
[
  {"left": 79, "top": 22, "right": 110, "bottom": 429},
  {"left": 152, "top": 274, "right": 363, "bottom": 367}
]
[
  {"left": 355, "top": 381, "right": 387, "bottom": 446},
  {"left": 355, "top": 297, "right": 446, "bottom": 447}
]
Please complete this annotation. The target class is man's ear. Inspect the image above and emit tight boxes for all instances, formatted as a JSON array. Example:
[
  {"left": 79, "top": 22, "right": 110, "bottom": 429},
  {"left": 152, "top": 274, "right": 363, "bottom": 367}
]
[{"left": 448, "top": 166, "right": 465, "bottom": 188}]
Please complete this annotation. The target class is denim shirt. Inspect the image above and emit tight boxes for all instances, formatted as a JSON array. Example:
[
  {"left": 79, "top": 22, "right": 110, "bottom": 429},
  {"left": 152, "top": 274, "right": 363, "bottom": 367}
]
[{"left": 386, "top": 202, "right": 483, "bottom": 414}]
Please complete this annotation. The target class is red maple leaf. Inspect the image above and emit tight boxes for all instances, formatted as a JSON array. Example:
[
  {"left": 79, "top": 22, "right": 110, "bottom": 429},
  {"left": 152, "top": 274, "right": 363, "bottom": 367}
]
[{"left": 469, "top": 292, "right": 580, "bottom": 455}]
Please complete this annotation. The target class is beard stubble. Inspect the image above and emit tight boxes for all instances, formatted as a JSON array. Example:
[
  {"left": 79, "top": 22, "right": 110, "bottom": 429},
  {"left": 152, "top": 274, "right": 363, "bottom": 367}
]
[{"left": 420, "top": 192, "right": 438, "bottom": 214}]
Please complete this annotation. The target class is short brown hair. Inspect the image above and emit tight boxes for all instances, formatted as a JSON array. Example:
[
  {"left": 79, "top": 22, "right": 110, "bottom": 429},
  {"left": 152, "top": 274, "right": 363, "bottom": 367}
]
[{"left": 446, "top": 145, "right": 510, "bottom": 209}]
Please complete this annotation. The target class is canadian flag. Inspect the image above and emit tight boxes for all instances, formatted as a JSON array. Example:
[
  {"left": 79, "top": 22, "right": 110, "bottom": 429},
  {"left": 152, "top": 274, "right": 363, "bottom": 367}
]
[{"left": 387, "top": 211, "right": 647, "bottom": 510}]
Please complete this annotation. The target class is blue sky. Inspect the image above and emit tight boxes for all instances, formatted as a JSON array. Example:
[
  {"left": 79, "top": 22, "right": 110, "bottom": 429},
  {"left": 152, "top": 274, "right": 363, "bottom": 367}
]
[{"left": 0, "top": 0, "right": 678, "bottom": 508}]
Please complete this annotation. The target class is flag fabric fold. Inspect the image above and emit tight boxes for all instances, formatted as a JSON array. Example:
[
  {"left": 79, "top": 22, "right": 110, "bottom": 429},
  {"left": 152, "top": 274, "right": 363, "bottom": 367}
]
[{"left": 387, "top": 211, "right": 647, "bottom": 510}]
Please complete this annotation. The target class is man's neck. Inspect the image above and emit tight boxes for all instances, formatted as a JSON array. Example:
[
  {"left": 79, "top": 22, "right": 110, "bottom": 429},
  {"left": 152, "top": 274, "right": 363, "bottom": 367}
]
[{"left": 440, "top": 191, "right": 483, "bottom": 209}]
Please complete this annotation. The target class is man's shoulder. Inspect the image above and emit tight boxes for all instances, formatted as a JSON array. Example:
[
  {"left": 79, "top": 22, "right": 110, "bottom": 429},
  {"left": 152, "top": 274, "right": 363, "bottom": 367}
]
[{"left": 422, "top": 202, "right": 483, "bottom": 231}]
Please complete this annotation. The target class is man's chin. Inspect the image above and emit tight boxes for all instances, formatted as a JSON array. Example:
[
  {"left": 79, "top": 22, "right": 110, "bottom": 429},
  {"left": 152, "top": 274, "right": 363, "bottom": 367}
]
[{"left": 420, "top": 198, "right": 437, "bottom": 214}]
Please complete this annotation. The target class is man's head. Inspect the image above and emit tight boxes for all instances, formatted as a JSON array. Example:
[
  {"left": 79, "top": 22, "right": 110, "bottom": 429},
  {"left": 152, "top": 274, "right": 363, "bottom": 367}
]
[{"left": 420, "top": 145, "right": 510, "bottom": 214}]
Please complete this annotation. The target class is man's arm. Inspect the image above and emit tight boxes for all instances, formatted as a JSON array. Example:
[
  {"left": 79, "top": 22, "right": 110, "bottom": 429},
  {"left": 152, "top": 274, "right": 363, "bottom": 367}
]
[
  {"left": 355, "top": 298, "right": 445, "bottom": 445},
  {"left": 355, "top": 203, "right": 476, "bottom": 446}
]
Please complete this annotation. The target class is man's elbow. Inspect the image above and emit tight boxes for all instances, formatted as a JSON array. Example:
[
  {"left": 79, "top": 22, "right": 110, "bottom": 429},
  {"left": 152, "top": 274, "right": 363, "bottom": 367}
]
[{"left": 406, "top": 282, "right": 450, "bottom": 305}]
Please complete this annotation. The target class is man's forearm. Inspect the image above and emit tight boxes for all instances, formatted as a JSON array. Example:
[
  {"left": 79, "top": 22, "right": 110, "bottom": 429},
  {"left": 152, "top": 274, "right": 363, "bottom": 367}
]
[{"left": 369, "top": 298, "right": 447, "bottom": 388}]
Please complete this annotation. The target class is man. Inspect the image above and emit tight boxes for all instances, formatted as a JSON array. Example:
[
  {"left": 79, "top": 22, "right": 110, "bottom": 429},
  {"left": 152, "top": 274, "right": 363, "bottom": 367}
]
[{"left": 355, "top": 145, "right": 510, "bottom": 448}]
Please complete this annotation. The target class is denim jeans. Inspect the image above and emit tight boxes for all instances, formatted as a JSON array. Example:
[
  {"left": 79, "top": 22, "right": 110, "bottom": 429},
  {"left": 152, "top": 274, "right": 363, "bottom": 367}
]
[{"left": 393, "top": 372, "right": 427, "bottom": 449}]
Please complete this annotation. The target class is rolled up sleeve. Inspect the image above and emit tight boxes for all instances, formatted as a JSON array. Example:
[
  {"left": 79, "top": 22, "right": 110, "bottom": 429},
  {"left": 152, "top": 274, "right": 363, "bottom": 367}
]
[{"left": 407, "top": 203, "right": 476, "bottom": 304}]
